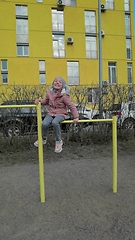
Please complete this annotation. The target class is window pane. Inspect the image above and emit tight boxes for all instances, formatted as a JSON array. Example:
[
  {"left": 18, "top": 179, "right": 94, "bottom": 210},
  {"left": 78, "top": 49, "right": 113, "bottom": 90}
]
[
  {"left": 126, "top": 39, "right": 132, "bottom": 60},
  {"left": 112, "top": 68, "right": 116, "bottom": 83},
  {"left": 65, "top": 0, "right": 76, "bottom": 6},
  {"left": 53, "top": 35, "right": 65, "bottom": 58},
  {"left": 39, "top": 61, "right": 45, "bottom": 71},
  {"left": 127, "top": 63, "right": 132, "bottom": 84},
  {"left": 16, "top": 5, "right": 28, "bottom": 16},
  {"left": 16, "top": 18, "right": 28, "bottom": 43},
  {"left": 16, "top": 19, "right": 28, "bottom": 34},
  {"left": 125, "top": 15, "right": 130, "bottom": 36},
  {"left": 85, "top": 11, "right": 96, "bottom": 33},
  {"left": 68, "top": 77, "right": 79, "bottom": 85},
  {"left": 17, "top": 46, "right": 23, "bottom": 55},
  {"left": 1, "top": 60, "right": 7, "bottom": 70},
  {"left": 106, "top": 0, "right": 114, "bottom": 10},
  {"left": 127, "top": 48, "right": 131, "bottom": 59},
  {"left": 17, "top": 45, "right": 29, "bottom": 56},
  {"left": 40, "top": 74, "right": 46, "bottom": 84},
  {"left": 108, "top": 62, "right": 116, "bottom": 84},
  {"left": 17, "top": 34, "right": 28, "bottom": 43},
  {"left": 52, "top": 10, "right": 64, "bottom": 32},
  {"left": 124, "top": 0, "right": 130, "bottom": 11},
  {"left": 2, "top": 73, "right": 8, "bottom": 84},
  {"left": 24, "top": 46, "right": 29, "bottom": 55},
  {"left": 86, "top": 37, "right": 97, "bottom": 59},
  {"left": 67, "top": 62, "right": 79, "bottom": 85}
]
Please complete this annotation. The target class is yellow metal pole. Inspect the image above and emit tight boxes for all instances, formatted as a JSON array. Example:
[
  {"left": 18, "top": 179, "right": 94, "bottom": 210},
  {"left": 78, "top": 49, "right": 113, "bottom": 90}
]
[
  {"left": 37, "top": 102, "right": 45, "bottom": 202},
  {"left": 0, "top": 103, "right": 117, "bottom": 197},
  {"left": 112, "top": 116, "right": 117, "bottom": 193}
]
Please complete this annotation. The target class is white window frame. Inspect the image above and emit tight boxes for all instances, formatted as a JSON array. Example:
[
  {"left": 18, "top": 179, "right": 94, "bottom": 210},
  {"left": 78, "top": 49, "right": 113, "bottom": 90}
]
[
  {"left": 86, "top": 36, "right": 97, "bottom": 59},
  {"left": 1, "top": 60, "right": 8, "bottom": 84},
  {"left": 16, "top": 5, "right": 29, "bottom": 56},
  {"left": 64, "top": 0, "right": 76, "bottom": 6},
  {"left": 16, "top": 5, "right": 28, "bottom": 16},
  {"left": 127, "top": 63, "right": 132, "bottom": 84},
  {"left": 125, "top": 14, "right": 131, "bottom": 36},
  {"left": 16, "top": 19, "right": 28, "bottom": 43},
  {"left": 124, "top": 0, "right": 130, "bottom": 12},
  {"left": 52, "top": 35, "right": 65, "bottom": 58},
  {"left": 126, "top": 38, "right": 132, "bottom": 60},
  {"left": 17, "top": 45, "right": 29, "bottom": 56},
  {"left": 52, "top": 9, "right": 64, "bottom": 32},
  {"left": 108, "top": 62, "right": 117, "bottom": 84},
  {"left": 67, "top": 62, "right": 79, "bottom": 86},
  {"left": 106, "top": 0, "right": 114, "bottom": 10},
  {"left": 39, "top": 60, "right": 46, "bottom": 84},
  {"left": 84, "top": 11, "right": 96, "bottom": 34}
]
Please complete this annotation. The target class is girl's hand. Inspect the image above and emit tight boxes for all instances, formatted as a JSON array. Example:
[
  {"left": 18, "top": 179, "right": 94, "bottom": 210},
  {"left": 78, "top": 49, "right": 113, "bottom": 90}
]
[
  {"left": 35, "top": 99, "right": 40, "bottom": 105},
  {"left": 73, "top": 118, "right": 79, "bottom": 124}
]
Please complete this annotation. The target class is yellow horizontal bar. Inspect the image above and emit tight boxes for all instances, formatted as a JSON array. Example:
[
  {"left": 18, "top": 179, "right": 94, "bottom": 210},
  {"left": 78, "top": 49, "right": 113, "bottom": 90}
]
[
  {"left": 0, "top": 104, "right": 112, "bottom": 123},
  {"left": 0, "top": 104, "right": 36, "bottom": 109},
  {"left": 63, "top": 119, "right": 112, "bottom": 123}
]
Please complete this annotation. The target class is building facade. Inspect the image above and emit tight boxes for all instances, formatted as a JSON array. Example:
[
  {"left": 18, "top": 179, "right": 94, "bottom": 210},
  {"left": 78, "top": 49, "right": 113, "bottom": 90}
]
[{"left": 0, "top": 0, "right": 135, "bottom": 87}]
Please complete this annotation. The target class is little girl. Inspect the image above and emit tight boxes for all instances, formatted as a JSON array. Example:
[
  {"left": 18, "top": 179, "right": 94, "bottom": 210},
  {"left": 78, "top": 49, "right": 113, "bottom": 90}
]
[{"left": 34, "top": 76, "right": 79, "bottom": 153}]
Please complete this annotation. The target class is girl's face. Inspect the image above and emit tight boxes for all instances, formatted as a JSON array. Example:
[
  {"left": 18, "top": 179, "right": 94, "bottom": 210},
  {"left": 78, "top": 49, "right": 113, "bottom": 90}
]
[{"left": 53, "top": 78, "right": 63, "bottom": 89}]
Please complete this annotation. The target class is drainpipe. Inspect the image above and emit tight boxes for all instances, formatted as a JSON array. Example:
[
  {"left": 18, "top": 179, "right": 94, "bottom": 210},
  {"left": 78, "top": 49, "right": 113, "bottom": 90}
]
[{"left": 98, "top": 0, "right": 103, "bottom": 118}]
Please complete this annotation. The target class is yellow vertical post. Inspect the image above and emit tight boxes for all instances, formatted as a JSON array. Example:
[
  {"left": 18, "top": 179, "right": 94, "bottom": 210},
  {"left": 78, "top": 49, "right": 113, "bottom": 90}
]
[
  {"left": 112, "top": 116, "right": 117, "bottom": 193},
  {"left": 37, "top": 102, "right": 45, "bottom": 202}
]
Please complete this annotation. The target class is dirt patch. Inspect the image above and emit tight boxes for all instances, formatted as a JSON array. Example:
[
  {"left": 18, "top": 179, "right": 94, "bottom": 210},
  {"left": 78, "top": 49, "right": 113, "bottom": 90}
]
[{"left": 0, "top": 140, "right": 135, "bottom": 240}]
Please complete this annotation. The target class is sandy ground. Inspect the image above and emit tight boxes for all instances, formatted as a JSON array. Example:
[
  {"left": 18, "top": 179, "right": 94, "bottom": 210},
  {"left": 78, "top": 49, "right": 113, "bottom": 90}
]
[{"left": 0, "top": 140, "right": 135, "bottom": 240}]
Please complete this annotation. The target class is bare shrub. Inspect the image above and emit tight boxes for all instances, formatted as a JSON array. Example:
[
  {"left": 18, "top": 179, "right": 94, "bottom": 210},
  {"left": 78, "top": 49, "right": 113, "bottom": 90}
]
[{"left": 0, "top": 84, "right": 135, "bottom": 151}]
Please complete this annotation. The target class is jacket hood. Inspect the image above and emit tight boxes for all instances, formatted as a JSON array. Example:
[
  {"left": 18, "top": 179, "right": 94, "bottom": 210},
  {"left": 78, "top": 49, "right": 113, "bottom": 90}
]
[
  {"left": 52, "top": 76, "right": 66, "bottom": 89},
  {"left": 50, "top": 76, "right": 70, "bottom": 95}
]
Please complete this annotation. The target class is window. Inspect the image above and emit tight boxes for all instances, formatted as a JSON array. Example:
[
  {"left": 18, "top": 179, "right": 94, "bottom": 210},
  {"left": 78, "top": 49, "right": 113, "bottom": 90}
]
[
  {"left": 16, "top": 5, "right": 29, "bottom": 56},
  {"left": 39, "top": 61, "right": 46, "bottom": 84},
  {"left": 106, "top": 0, "right": 114, "bottom": 10},
  {"left": 84, "top": 11, "right": 96, "bottom": 34},
  {"left": 1, "top": 60, "right": 8, "bottom": 84},
  {"left": 52, "top": 34, "right": 65, "bottom": 58},
  {"left": 64, "top": 0, "right": 76, "bottom": 6},
  {"left": 67, "top": 62, "right": 79, "bottom": 85},
  {"left": 126, "top": 38, "right": 132, "bottom": 60},
  {"left": 52, "top": 10, "right": 65, "bottom": 58},
  {"left": 86, "top": 36, "right": 97, "bottom": 59},
  {"left": 16, "top": 19, "right": 28, "bottom": 43},
  {"left": 124, "top": 0, "right": 130, "bottom": 12},
  {"left": 16, "top": 5, "right": 28, "bottom": 16},
  {"left": 108, "top": 62, "right": 117, "bottom": 84},
  {"left": 87, "top": 88, "right": 99, "bottom": 104},
  {"left": 52, "top": 9, "right": 64, "bottom": 32},
  {"left": 125, "top": 14, "right": 131, "bottom": 36},
  {"left": 127, "top": 63, "right": 132, "bottom": 84},
  {"left": 17, "top": 45, "right": 29, "bottom": 56}
]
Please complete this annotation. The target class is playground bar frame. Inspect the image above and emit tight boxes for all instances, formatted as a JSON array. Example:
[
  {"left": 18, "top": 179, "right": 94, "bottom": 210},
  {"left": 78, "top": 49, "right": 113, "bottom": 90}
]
[{"left": 0, "top": 103, "right": 117, "bottom": 202}]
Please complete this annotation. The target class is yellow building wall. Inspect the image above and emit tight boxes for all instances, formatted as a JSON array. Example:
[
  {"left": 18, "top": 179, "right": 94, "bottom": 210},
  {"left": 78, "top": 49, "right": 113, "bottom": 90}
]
[
  {"left": 0, "top": 0, "right": 134, "bottom": 86},
  {"left": 80, "top": 60, "right": 99, "bottom": 85},
  {"left": 0, "top": 2, "right": 16, "bottom": 58}
]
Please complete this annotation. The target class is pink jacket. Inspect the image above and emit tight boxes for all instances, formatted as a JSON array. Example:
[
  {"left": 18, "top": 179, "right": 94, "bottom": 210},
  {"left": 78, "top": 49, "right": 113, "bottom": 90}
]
[{"left": 41, "top": 90, "right": 79, "bottom": 119}]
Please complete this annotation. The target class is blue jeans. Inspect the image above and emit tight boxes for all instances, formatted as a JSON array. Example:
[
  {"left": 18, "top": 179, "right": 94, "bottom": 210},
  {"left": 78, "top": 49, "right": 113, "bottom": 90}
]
[{"left": 42, "top": 114, "right": 65, "bottom": 141}]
